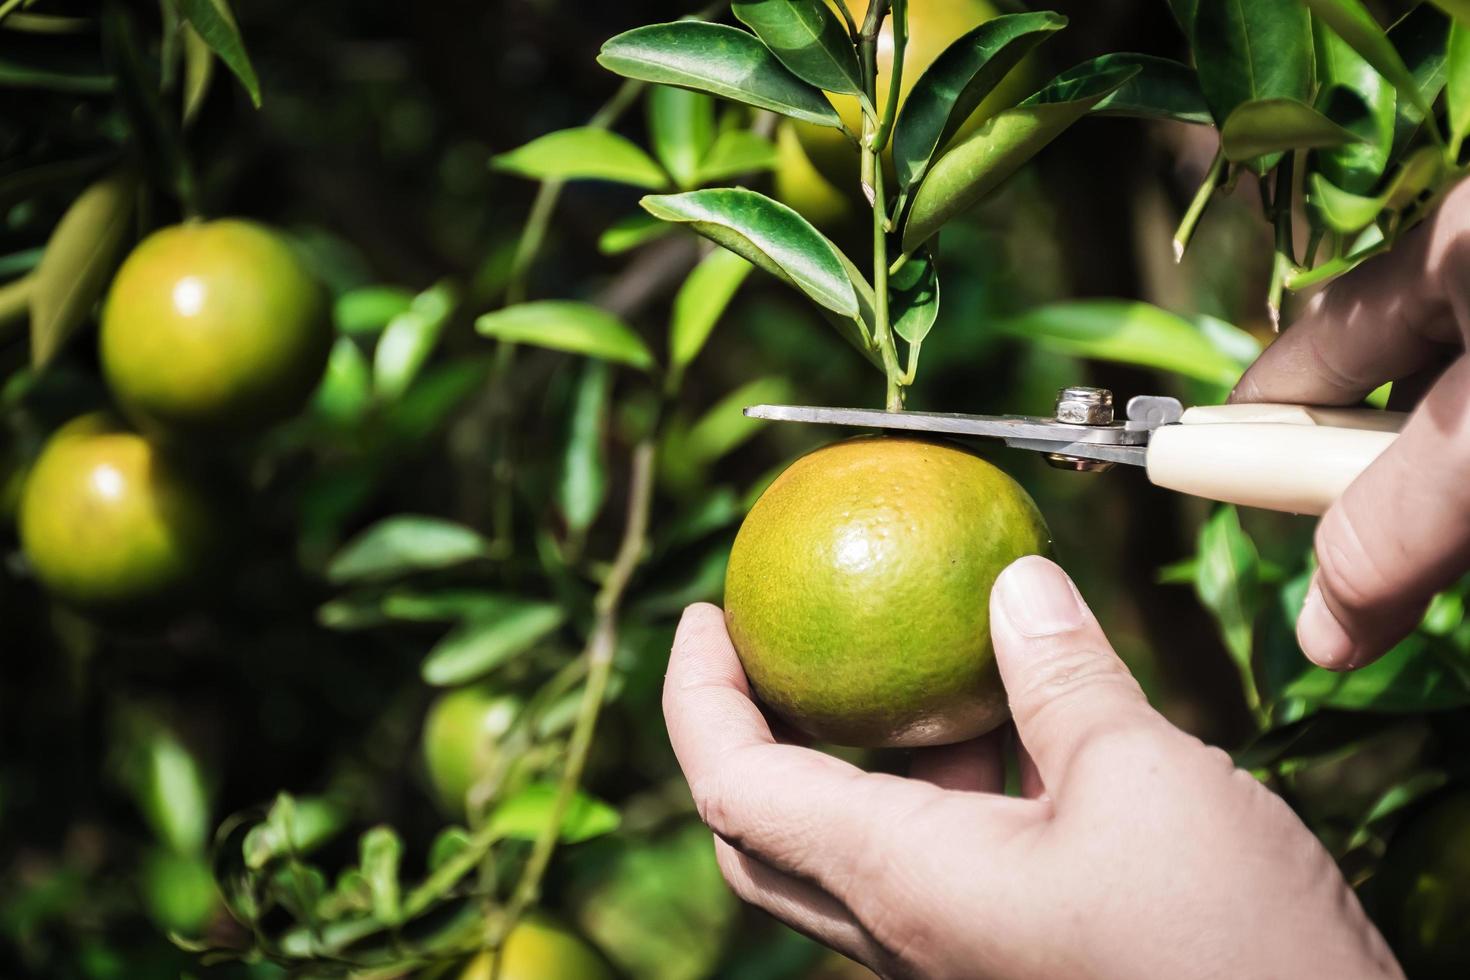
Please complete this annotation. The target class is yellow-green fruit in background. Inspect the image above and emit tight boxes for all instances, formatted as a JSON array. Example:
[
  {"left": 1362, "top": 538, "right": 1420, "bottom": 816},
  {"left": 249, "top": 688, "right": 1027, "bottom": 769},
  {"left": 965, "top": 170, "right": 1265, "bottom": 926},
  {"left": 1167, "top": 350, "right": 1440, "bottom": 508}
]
[
  {"left": 457, "top": 917, "right": 614, "bottom": 980},
  {"left": 795, "top": 0, "right": 1037, "bottom": 189},
  {"left": 101, "top": 220, "right": 331, "bottom": 438},
  {"left": 774, "top": 121, "right": 855, "bottom": 230},
  {"left": 422, "top": 684, "right": 523, "bottom": 817},
  {"left": 724, "top": 437, "right": 1051, "bottom": 747},
  {"left": 18, "top": 413, "right": 224, "bottom": 614},
  {"left": 1372, "top": 792, "right": 1470, "bottom": 979}
]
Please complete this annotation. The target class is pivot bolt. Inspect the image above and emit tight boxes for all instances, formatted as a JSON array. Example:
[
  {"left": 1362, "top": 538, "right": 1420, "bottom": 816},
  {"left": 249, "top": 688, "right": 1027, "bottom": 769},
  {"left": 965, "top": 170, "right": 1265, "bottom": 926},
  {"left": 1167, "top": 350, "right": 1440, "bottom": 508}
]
[{"left": 1046, "top": 386, "right": 1116, "bottom": 472}]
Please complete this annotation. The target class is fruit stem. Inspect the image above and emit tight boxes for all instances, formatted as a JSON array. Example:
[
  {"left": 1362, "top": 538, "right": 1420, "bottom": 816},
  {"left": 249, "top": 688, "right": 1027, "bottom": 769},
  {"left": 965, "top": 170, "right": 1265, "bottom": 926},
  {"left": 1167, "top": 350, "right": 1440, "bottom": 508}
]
[
  {"left": 495, "top": 438, "right": 655, "bottom": 942},
  {"left": 859, "top": 0, "right": 905, "bottom": 412}
]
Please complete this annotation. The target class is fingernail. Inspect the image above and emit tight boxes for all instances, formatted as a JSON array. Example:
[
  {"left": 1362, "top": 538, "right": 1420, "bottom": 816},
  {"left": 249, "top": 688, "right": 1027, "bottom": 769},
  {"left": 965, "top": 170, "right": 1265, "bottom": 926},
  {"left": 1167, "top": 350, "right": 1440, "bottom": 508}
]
[
  {"left": 1297, "top": 580, "right": 1356, "bottom": 670},
  {"left": 996, "top": 555, "right": 1088, "bottom": 637}
]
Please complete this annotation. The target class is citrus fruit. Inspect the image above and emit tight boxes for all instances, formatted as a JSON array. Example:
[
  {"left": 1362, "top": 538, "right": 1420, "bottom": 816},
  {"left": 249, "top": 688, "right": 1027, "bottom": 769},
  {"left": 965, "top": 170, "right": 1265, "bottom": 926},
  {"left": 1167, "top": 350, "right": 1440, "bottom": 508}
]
[
  {"left": 1371, "top": 791, "right": 1470, "bottom": 978},
  {"left": 724, "top": 437, "right": 1050, "bottom": 747},
  {"left": 100, "top": 219, "right": 331, "bottom": 438},
  {"left": 795, "top": 0, "right": 1038, "bottom": 190},
  {"left": 457, "top": 917, "right": 614, "bottom": 980},
  {"left": 17, "top": 413, "right": 225, "bottom": 615},
  {"left": 422, "top": 684, "right": 523, "bottom": 817},
  {"left": 773, "top": 121, "right": 856, "bottom": 230}
]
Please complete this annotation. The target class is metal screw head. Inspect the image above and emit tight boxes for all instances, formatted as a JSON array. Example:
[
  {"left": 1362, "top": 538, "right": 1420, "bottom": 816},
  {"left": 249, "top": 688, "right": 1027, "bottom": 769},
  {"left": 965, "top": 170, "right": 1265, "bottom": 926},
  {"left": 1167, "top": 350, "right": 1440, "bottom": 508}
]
[{"left": 1053, "top": 386, "right": 1114, "bottom": 425}]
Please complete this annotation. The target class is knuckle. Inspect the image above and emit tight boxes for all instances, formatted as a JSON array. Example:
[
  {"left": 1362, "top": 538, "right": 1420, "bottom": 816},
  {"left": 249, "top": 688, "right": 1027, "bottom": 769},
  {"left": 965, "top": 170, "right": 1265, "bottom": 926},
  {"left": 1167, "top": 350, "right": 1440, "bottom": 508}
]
[
  {"left": 1314, "top": 508, "right": 1392, "bottom": 612},
  {"left": 1008, "top": 647, "right": 1142, "bottom": 730},
  {"left": 690, "top": 769, "right": 740, "bottom": 839}
]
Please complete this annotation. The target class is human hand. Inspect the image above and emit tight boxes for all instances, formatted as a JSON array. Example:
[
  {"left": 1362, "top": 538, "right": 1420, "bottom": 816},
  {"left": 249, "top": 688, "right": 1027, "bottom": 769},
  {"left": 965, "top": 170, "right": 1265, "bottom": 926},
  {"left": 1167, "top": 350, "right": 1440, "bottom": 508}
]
[
  {"left": 1231, "top": 179, "right": 1470, "bottom": 670},
  {"left": 664, "top": 556, "right": 1400, "bottom": 979}
]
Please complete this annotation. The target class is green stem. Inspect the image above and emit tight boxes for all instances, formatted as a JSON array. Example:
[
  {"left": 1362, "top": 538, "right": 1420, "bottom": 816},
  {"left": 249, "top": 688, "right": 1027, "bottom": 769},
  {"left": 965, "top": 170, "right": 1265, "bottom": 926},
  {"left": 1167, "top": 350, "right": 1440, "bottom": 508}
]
[
  {"left": 833, "top": 0, "right": 859, "bottom": 37},
  {"left": 870, "top": 0, "right": 905, "bottom": 153},
  {"left": 0, "top": 0, "right": 24, "bottom": 24},
  {"left": 1285, "top": 242, "right": 1389, "bottom": 290},
  {"left": 1173, "top": 148, "right": 1224, "bottom": 261},
  {"left": 859, "top": 1, "right": 904, "bottom": 412}
]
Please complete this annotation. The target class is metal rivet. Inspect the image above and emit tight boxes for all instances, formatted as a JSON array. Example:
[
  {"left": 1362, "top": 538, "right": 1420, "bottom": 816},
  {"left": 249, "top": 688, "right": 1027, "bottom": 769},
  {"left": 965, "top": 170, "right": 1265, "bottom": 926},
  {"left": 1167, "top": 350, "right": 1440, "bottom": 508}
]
[{"left": 1046, "top": 386, "right": 1117, "bottom": 472}]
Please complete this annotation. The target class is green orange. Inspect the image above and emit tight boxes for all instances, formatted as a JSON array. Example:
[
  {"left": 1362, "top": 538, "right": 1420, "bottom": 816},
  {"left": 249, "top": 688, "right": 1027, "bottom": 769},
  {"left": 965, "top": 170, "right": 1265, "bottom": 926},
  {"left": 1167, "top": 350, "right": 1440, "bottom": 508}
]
[
  {"left": 456, "top": 917, "right": 613, "bottom": 980},
  {"left": 724, "top": 437, "right": 1051, "bottom": 747},
  {"left": 422, "top": 684, "right": 524, "bottom": 817},
  {"left": 17, "top": 413, "right": 225, "bottom": 615},
  {"left": 1372, "top": 791, "right": 1470, "bottom": 978},
  {"left": 100, "top": 219, "right": 331, "bottom": 438}
]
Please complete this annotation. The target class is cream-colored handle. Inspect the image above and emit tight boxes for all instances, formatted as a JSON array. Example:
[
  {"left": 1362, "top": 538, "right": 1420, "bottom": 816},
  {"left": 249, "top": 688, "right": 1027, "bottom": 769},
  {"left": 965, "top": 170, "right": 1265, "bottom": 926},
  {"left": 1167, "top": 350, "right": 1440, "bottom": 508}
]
[{"left": 1145, "top": 405, "right": 1404, "bottom": 515}]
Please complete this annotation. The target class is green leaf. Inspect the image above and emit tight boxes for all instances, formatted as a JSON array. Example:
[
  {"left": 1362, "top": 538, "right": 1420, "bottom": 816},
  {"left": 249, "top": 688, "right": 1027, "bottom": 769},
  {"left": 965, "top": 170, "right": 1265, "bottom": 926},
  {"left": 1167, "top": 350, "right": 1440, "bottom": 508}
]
[
  {"left": 0, "top": 51, "right": 111, "bottom": 94},
  {"left": 102, "top": 4, "right": 193, "bottom": 203},
  {"left": 31, "top": 171, "right": 136, "bottom": 367},
  {"left": 380, "top": 589, "right": 517, "bottom": 623},
  {"left": 598, "top": 213, "right": 675, "bottom": 255},
  {"left": 488, "top": 783, "right": 621, "bottom": 844},
  {"left": 890, "top": 250, "right": 939, "bottom": 345},
  {"left": 334, "top": 285, "right": 415, "bottom": 336},
  {"left": 1191, "top": 0, "right": 1312, "bottom": 170},
  {"left": 670, "top": 246, "right": 753, "bottom": 372},
  {"left": 647, "top": 85, "right": 716, "bottom": 189},
  {"left": 892, "top": 12, "right": 1069, "bottom": 190},
  {"left": 598, "top": 22, "right": 844, "bottom": 130},
  {"left": 492, "top": 128, "right": 669, "bottom": 189},
  {"left": 996, "top": 300, "right": 1249, "bottom": 387},
  {"left": 1283, "top": 633, "right": 1470, "bottom": 711},
  {"left": 684, "top": 376, "right": 794, "bottom": 467},
  {"left": 692, "top": 129, "right": 778, "bottom": 183},
  {"left": 130, "top": 726, "right": 211, "bottom": 855},
  {"left": 1448, "top": 19, "right": 1470, "bottom": 152},
  {"left": 1430, "top": 1, "right": 1470, "bottom": 26},
  {"left": 180, "top": 22, "right": 214, "bottom": 124},
  {"left": 1313, "top": 18, "right": 1395, "bottom": 194},
  {"left": 421, "top": 603, "right": 566, "bottom": 686},
  {"left": 642, "top": 188, "right": 858, "bottom": 317},
  {"left": 358, "top": 826, "right": 402, "bottom": 926},
  {"left": 373, "top": 279, "right": 458, "bottom": 401},
  {"left": 242, "top": 795, "right": 347, "bottom": 869},
  {"left": 1219, "top": 98, "right": 1364, "bottom": 162},
  {"left": 176, "top": 0, "right": 260, "bottom": 106},
  {"left": 901, "top": 64, "right": 1136, "bottom": 252},
  {"left": 732, "top": 0, "right": 864, "bottom": 96},
  {"left": 1308, "top": 146, "right": 1443, "bottom": 233},
  {"left": 559, "top": 361, "right": 611, "bottom": 535},
  {"left": 1195, "top": 506, "right": 1261, "bottom": 670},
  {"left": 327, "top": 516, "right": 492, "bottom": 584},
  {"left": 427, "top": 827, "right": 473, "bottom": 872},
  {"left": 313, "top": 338, "right": 372, "bottom": 426},
  {"left": 475, "top": 301, "right": 656, "bottom": 371},
  {"left": 1078, "top": 53, "right": 1211, "bottom": 123},
  {"left": 1303, "top": 0, "right": 1433, "bottom": 118},
  {"left": 1389, "top": 3, "right": 1450, "bottom": 154}
]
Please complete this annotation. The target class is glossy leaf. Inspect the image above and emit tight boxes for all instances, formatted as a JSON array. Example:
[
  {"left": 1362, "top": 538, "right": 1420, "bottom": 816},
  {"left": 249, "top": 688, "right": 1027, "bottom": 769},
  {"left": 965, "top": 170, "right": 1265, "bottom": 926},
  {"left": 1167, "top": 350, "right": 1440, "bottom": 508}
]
[
  {"left": 1448, "top": 19, "right": 1470, "bottom": 151},
  {"left": 996, "top": 300, "right": 1249, "bottom": 387},
  {"left": 475, "top": 301, "right": 656, "bottom": 370},
  {"left": 421, "top": 603, "right": 566, "bottom": 685},
  {"left": 732, "top": 0, "right": 863, "bottom": 96},
  {"left": 1303, "top": 0, "right": 1432, "bottom": 117},
  {"left": 1191, "top": 0, "right": 1312, "bottom": 164},
  {"left": 374, "top": 280, "right": 457, "bottom": 401},
  {"left": 892, "top": 12, "right": 1069, "bottom": 190},
  {"left": 327, "top": 516, "right": 492, "bottom": 583},
  {"left": 1314, "top": 19, "right": 1395, "bottom": 193},
  {"left": 1080, "top": 53, "right": 1210, "bottom": 123},
  {"left": 1389, "top": 3, "right": 1450, "bottom": 153},
  {"left": 901, "top": 64, "right": 1136, "bottom": 252},
  {"left": 648, "top": 85, "right": 716, "bottom": 189},
  {"left": 670, "top": 246, "right": 752, "bottom": 372},
  {"left": 242, "top": 795, "right": 347, "bottom": 869},
  {"left": 598, "top": 22, "right": 843, "bottom": 129},
  {"left": 492, "top": 128, "right": 669, "bottom": 189},
  {"left": 30, "top": 171, "right": 135, "bottom": 367},
  {"left": 181, "top": 22, "right": 214, "bottom": 123},
  {"left": 693, "top": 130, "right": 778, "bottom": 183},
  {"left": 891, "top": 250, "right": 939, "bottom": 345},
  {"left": 177, "top": 0, "right": 260, "bottom": 106},
  {"left": 488, "top": 783, "right": 621, "bottom": 844},
  {"left": 599, "top": 213, "right": 675, "bottom": 255},
  {"left": 1219, "top": 98, "right": 1364, "bottom": 162},
  {"left": 1309, "top": 147, "right": 1443, "bottom": 233},
  {"left": 559, "top": 361, "right": 611, "bottom": 535},
  {"left": 1195, "top": 506, "right": 1260, "bottom": 670},
  {"left": 642, "top": 188, "right": 859, "bottom": 317},
  {"left": 334, "top": 285, "right": 414, "bottom": 336}
]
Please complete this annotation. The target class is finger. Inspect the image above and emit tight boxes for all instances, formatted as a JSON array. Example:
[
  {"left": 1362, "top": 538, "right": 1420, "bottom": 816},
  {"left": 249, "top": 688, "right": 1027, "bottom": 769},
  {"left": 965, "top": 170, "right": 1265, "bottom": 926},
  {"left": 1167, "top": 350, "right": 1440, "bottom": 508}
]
[
  {"left": 664, "top": 604, "right": 966, "bottom": 899},
  {"left": 907, "top": 727, "right": 1005, "bottom": 793},
  {"left": 1231, "top": 178, "right": 1470, "bottom": 406},
  {"left": 987, "top": 556, "right": 1163, "bottom": 790},
  {"left": 712, "top": 837, "right": 882, "bottom": 967},
  {"left": 1295, "top": 356, "right": 1470, "bottom": 668},
  {"left": 1016, "top": 737, "right": 1047, "bottom": 802}
]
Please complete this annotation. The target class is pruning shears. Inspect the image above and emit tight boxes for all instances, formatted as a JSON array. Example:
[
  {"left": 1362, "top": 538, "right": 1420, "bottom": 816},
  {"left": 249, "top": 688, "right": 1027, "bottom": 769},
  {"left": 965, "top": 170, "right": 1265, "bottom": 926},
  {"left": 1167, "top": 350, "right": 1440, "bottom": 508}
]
[{"left": 744, "top": 386, "right": 1406, "bottom": 517}]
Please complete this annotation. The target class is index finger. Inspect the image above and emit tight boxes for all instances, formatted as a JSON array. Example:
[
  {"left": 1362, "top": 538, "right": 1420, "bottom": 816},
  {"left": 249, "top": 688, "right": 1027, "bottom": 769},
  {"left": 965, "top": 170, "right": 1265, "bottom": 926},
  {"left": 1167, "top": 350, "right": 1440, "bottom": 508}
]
[{"left": 1231, "top": 178, "right": 1470, "bottom": 407}]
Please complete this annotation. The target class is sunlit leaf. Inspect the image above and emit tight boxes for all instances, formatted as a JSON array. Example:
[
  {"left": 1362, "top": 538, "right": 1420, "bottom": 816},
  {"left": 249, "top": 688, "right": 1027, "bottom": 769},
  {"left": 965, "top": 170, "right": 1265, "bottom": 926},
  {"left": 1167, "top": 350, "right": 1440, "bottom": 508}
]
[
  {"left": 488, "top": 783, "right": 621, "bottom": 844},
  {"left": 358, "top": 826, "right": 402, "bottom": 925},
  {"left": 420, "top": 603, "right": 566, "bottom": 686},
  {"left": 642, "top": 188, "right": 858, "bottom": 317},
  {"left": 890, "top": 250, "right": 939, "bottom": 345},
  {"left": 1389, "top": 3, "right": 1450, "bottom": 154},
  {"left": 327, "top": 516, "right": 492, "bottom": 583},
  {"left": 181, "top": 22, "right": 214, "bottom": 123},
  {"left": 1303, "top": 0, "right": 1433, "bottom": 117},
  {"left": 692, "top": 130, "right": 778, "bottom": 183},
  {"left": 1448, "top": 19, "right": 1470, "bottom": 152},
  {"left": 892, "top": 12, "right": 1068, "bottom": 190},
  {"left": 901, "top": 63, "right": 1136, "bottom": 251},
  {"left": 334, "top": 286, "right": 414, "bottom": 336},
  {"left": 1195, "top": 506, "right": 1260, "bottom": 670},
  {"left": 242, "top": 794, "right": 347, "bottom": 869},
  {"left": 1314, "top": 17, "right": 1395, "bottom": 194},
  {"left": 732, "top": 0, "right": 863, "bottom": 96},
  {"left": 598, "top": 213, "right": 675, "bottom": 255},
  {"left": 129, "top": 726, "right": 211, "bottom": 855},
  {"left": 1219, "top": 98, "right": 1364, "bottom": 162},
  {"left": 374, "top": 279, "right": 458, "bottom": 400},
  {"left": 648, "top": 85, "right": 716, "bottom": 189},
  {"left": 598, "top": 22, "right": 844, "bottom": 129},
  {"left": 1308, "top": 147, "right": 1443, "bottom": 233},
  {"left": 177, "top": 0, "right": 260, "bottom": 106},
  {"left": 670, "top": 246, "right": 752, "bottom": 372},
  {"left": 492, "top": 127, "right": 669, "bottom": 189},
  {"left": 30, "top": 171, "right": 135, "bottom": 367},
  {"left": 476, "top": 301, "right": 656, "bottom": 370}
]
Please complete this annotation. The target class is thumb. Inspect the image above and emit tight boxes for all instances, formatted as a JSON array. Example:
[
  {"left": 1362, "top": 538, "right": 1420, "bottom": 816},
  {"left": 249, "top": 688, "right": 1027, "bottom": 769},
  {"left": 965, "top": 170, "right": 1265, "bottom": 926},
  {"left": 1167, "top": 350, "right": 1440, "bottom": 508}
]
[
  {"left": 1296, "top": 357, "right": 1470, "bottom": 669},
  {"left": 988, "top": 556, "right": 1162, "bottom": 791}
]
